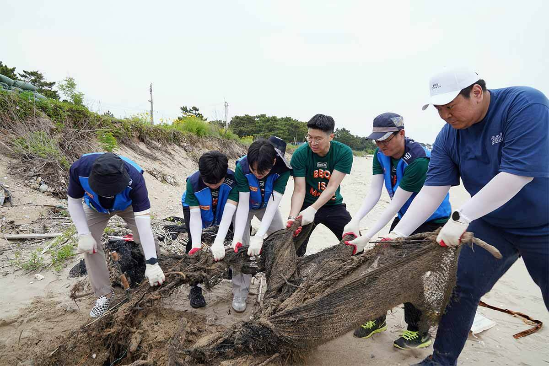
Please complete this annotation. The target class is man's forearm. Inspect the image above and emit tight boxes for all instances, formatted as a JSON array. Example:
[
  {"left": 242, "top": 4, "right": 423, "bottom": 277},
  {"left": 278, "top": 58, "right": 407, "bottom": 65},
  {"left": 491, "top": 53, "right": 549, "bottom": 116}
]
[
  {"left": 310, "top": 186, "right": 338, "bottom": 210},
  {"left": 289, "top": 189, "right": 306, "bottom": 217}
]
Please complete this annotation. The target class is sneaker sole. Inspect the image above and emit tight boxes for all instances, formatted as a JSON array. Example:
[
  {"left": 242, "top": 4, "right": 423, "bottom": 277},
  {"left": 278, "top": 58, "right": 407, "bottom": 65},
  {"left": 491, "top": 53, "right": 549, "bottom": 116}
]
[
  {"left": 393, "top": 339, "right": 432, "bottom": 350},
  {"left": 357, "top": 325, "right": 388, "bottom": 339}
]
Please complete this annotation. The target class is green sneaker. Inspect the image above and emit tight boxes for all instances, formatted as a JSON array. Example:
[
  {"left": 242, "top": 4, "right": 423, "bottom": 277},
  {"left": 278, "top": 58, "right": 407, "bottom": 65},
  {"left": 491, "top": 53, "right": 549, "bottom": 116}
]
[
  {"left": 393, "top": 330, "right": 432, "bottom": 350},
  {"left": 353, "top": 318, "right": 387, "bottom": 339}
]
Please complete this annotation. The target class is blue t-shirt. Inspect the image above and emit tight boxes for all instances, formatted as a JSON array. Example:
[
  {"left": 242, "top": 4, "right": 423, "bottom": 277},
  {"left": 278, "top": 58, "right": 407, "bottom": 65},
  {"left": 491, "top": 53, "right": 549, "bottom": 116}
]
[
  {"left": 426, "top": 87, "right": 549, "bottom": 236},
  {"left": 68, "top": 154, "right": 151, "bottom": 212}
]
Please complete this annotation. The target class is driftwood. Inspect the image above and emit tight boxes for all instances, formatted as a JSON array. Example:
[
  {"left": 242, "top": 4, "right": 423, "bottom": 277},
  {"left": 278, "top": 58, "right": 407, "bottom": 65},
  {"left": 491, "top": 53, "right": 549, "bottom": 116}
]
[{"left": 3, "top": 233, "right": 62, "bottom": 240}]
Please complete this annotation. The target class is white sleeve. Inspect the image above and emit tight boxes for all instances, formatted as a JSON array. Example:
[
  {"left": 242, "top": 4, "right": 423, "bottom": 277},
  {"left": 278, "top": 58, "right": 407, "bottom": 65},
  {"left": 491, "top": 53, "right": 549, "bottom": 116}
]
[
  {"left": 67, "top": 196, "right": 90, "bottom": 235},
  {"left": 362, "top": 187, "right": 413, "bottom": 239},
  {"left": 214, "top": 202, "right": 236, "bottom": 242},
  {"left": 134, "top": 211, "right": 157, "bottom": 260},
  {"left": 256, "top": 191, "right": 283, "bottom": 237},
  {"left": 353, "top": 174, "right": 384, "bottom": 220},
  {"left": 189, "top": 207, "right": 203, "bottom": 249},
  {"left": 233, "top": 192, "right": 250, "bottom": 241},
  {"left": 392, "top": 185, "right": 451, "bottom": 236},
  {"left": 458, "top": 172, "right": 533, "bottom": 222}
]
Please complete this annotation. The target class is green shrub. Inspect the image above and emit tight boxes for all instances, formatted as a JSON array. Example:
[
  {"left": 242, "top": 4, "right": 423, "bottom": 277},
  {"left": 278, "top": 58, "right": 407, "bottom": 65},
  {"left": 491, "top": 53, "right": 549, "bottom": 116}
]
[
  {"left": 21, "top": 249, "right": 45, "bottom": 271},
  {"left": 50, "top": 244, "right": 75, "bottom": 272},
  {"left": 239, "top": 135, "right": 254, "bottom": 145},
  {"left": 173, "top": 116, "right": 214, "bottom": 137},
  {"left": 97, "top": 130, "right": 118, "bottom": 152}
]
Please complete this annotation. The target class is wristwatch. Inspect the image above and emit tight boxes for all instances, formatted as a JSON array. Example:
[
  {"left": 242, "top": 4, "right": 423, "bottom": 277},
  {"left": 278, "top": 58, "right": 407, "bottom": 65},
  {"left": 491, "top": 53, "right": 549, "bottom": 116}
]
[
  {"left": 451, "top": 211, "right": 461, "bottom": 221},
  {"left": 146, "top": 257, "right": 158, "bottom": 265}
]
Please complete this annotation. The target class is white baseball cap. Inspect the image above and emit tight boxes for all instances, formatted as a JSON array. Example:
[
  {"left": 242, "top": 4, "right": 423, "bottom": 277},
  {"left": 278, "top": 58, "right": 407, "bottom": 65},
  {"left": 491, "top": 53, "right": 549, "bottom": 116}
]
[{"left": 422, "top": 67, "right": 481, "bottom": 110}]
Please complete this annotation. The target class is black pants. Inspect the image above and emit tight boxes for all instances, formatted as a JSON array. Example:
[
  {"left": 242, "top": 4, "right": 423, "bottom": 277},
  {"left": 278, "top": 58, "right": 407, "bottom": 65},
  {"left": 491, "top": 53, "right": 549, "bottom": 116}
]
[
  {"left": 182, "top": 205, "right": 193, "bottom": 254},
  {"left": 377, "top": 217, "right": 447, "bottom": 332},
  {"left": 296, "top": 203, "right": 352, "bottom": 257}
]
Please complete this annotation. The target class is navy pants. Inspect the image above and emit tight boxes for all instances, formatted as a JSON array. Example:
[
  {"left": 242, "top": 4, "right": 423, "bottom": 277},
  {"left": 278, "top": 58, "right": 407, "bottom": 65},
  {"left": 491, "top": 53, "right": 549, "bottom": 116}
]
[{"left": 432, "top": 219, "right": 549, "bottom": 365}]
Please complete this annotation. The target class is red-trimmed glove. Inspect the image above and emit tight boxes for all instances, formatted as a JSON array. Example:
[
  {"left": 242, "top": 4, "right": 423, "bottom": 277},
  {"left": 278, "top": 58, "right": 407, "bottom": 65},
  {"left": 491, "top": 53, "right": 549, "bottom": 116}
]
[
  {"left": 342, "top": 219, "right": 360, "bottom": 239},
  {"left": 380, "top": 231, "right": 400, "bottom": 242},
  {"left": 286, "top": 217, "right": 302, "bottom": 237},
  {"left": 145, "top": 263, "right": 165, "bottom": 286},
  {"left": 436, "top": 213, "right": 469, "bottom": 247},
  {"left": 188, "top": 248, "right": 201, "bottom": 255},
  {"left": 345, "top": 235, "right": 372, "bottom": 255},
  {"left": 77, "top": 234, "right": 97, "bottom": 254},
  {"left": 232, "top": 238, "right": 243, "bottom": 253}
]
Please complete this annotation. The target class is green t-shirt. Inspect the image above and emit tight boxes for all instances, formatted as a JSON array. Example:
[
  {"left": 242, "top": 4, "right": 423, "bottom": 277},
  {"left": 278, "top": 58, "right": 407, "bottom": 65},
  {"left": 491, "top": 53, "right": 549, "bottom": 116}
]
[
  {"left": 372, "top": 148, "right": 429, "bottom": 193},
  {"left": 234, "top": 163, "right": 291, "bottom": 195},
  {"left": 290, "top": 140, "right": 353, "bottom": 205},
  {"left": 184, "top": 179, "right": 238, "bottom": 211}
]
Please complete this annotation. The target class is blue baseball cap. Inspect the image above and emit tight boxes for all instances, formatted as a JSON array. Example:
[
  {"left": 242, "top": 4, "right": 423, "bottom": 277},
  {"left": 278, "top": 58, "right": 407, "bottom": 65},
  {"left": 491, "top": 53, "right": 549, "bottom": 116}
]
[{"left": 367, "top": 112, "right": 404, "bottom": 141}]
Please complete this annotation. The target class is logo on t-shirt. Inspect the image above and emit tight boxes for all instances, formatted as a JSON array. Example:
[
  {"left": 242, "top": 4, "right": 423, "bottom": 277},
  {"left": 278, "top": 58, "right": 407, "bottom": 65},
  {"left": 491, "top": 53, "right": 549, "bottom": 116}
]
[
  {"left": 224, "top": 178, "right": 234, "bottom": 186},
  {"left": 491, "top": 132, "right": 503, "bottom": 145},
  {"left": 316, "top": 162, "right": 328, "bottom": 169}
]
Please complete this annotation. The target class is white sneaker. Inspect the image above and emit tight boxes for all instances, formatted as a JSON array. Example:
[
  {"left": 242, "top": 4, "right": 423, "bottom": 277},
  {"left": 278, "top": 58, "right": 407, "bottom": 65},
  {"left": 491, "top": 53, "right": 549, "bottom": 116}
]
[
  {"left": 90, "top": 290, "right": 114, "bottom": 318},
  {"left": 232, "top": 295, "right": 247, "bottom": 313}
]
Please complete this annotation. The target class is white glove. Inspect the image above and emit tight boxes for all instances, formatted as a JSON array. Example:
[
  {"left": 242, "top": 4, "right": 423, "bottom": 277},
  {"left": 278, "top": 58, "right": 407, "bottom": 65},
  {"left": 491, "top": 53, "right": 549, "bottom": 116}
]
[
  {"left": 382, "top": 231, "right": 401, "bottom": 241},
  {"left": 145, "top": 263, "right": 165, "bottom": 286},
  {"left": 343, "top": 219, "right": 360, "bottom": 239},
  {"left": 345, "top": 235, "right": 373, "bottom": 255},
  {"left": 248, "top": 235, "right": 263, "bottom": 256},
  {"left": 77, "top": 234, "right": 97, "bottom": 254},
  {"left": 210, "top": 238, "right": 226, "bottom": 261},
  {"left": 436, "top": 212, "right": 470, "bottom": 247},
  {"left": 232, "top": 237, "right": 243, "bottom": 253},
  {"left": 299, "top": 206, "right": 317, "bottom": 226}
]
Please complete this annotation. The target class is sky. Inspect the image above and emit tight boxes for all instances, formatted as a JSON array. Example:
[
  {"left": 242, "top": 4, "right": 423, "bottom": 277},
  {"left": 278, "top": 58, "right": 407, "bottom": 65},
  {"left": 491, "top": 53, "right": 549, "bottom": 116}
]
[{"left": 1, "top": 0, "right": 548, "bottom": 144}]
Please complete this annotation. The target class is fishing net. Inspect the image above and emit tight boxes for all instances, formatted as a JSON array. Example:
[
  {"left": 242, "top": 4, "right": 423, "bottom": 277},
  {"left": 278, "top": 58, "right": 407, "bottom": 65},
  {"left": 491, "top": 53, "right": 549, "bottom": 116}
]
[{"left": 39, "top": 219, "right": 500, "bottom": 365}]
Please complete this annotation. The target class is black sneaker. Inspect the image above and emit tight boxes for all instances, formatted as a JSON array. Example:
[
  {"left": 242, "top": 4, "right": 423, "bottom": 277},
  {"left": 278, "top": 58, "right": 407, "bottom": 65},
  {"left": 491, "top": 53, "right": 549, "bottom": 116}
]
[
  {"left": 411, "top": 355, "right": 441, "bottom": 365},
  {"left": 353, "top": 317, "right": 387, "bottom": 339},
  {"left": 393, "top": 330, "right": 431, "bottom": 350},
  {"left": 189, "top": 285, "right": 206, "bottom": 308}
]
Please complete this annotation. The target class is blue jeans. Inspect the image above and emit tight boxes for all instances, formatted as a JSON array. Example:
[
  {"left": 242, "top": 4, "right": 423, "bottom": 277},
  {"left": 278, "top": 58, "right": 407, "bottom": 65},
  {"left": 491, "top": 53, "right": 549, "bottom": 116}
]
[{"left": 431, "top": 219, "right": 549, "bottom": 365}]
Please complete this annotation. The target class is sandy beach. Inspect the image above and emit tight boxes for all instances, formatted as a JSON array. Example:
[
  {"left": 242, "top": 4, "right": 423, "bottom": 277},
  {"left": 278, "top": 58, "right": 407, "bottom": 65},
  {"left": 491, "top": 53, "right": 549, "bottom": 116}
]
[{"left": 0, "top": 152, "right": 547, "bottom": 365}]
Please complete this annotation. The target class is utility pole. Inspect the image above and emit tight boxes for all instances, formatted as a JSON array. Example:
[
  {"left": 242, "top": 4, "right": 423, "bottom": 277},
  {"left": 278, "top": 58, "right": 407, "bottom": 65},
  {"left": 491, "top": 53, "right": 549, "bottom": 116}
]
[
  {"left": 149, "top": 83, "right": 154, "bottom": 124},
  {"left": 224, "top": 100, "right": 229, "bottom": 131}
]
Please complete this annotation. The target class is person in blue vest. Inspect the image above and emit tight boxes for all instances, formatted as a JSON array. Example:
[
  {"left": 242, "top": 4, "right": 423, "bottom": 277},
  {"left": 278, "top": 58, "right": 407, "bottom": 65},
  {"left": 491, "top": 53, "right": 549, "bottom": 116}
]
[
  {"left": 230, "top": 136, "right": 292, "bottom": 312},
  {"left": 67, "top": 153, "right": 165, "bottom": 318},
  {"left": 381, "top": 68, "right": 548, "bottom": 366},
  {"left": 342, "top": 113, "right": 451, "bottom": 349},
  {"left": 181, "top": 151, "right": 238, "bottom": 308}
]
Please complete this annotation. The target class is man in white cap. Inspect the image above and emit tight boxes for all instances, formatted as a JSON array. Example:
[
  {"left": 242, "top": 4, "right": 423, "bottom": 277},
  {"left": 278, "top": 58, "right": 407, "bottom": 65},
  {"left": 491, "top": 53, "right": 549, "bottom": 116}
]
[
  {"left": 384, "top": 68, "right": 548, "bottom": 366},
  {"left": 67, "top": 153, "right": 165, "bottom": 318}
]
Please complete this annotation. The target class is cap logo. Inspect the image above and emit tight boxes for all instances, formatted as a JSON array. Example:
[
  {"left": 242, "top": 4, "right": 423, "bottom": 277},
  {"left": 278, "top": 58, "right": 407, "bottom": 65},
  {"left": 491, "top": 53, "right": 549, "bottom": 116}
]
[
  {"left": 431, "top": 83, "right": 441, "bottom": 90},
  {"left": 390, "top": 116, "right": 404, "bottom": 127}
]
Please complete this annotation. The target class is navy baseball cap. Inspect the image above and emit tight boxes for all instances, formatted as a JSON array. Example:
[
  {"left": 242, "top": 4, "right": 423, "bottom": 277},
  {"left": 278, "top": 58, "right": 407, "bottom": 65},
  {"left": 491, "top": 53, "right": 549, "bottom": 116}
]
[{"left": 367, "top": 112, "right": 404, "bottom": 141}]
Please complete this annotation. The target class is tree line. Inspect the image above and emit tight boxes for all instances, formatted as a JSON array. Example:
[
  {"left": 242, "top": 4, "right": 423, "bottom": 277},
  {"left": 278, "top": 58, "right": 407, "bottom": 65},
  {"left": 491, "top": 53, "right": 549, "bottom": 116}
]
[{"left": 228, "top": 114, "right": 376, "bottom": 153}]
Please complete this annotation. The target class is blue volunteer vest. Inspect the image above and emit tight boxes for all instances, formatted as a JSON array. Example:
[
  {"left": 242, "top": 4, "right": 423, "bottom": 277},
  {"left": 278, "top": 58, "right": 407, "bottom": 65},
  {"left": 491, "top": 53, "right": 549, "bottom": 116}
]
[
  {"left": 377, "top": 139, "right": 451, "bottom": 221},
  {"left": 79, "top": 153, "right": 144, "bottom": 213},
  {"left": 181, "top": 170, "right": 236, "bottom": 228},
  {"left": 237, "top": 156, "right": 284, "bottom": 210}
]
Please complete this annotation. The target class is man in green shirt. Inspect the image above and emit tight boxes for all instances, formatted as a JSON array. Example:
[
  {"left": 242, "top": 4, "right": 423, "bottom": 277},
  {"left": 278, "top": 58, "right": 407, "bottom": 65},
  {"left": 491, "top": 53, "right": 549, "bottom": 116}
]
[
  {"left": 343, "top": 112, "right": 451, "bottom": 349},
  {"left": 231, "top": 136, "right": 292, "bottom": 312},
  {"left": 287, "top": 114, "right": 353, "bottom": 257}
]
